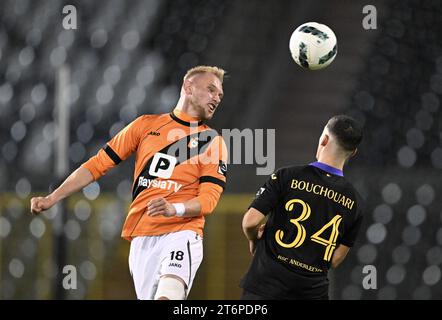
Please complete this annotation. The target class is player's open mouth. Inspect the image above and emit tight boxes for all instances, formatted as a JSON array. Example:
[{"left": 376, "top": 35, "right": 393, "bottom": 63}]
[{"left": 208, "top": 104, "right": 216, "bottom": 112}]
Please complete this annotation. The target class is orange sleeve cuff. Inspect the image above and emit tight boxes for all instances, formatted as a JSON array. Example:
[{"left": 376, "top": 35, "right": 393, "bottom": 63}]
[{"left": 81, "top": 148, "right": 116, "bottom": 181}]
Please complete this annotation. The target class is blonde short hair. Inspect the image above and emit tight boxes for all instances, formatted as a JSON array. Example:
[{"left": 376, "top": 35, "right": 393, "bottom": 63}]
[{"left": 184, "top": 65, "right": 226, "bottom": 83}]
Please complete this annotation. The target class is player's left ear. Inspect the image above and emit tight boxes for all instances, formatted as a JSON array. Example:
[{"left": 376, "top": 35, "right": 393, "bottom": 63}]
[
  {"left": 321, "top": 134, "right": 329, "bottom": 147},
  {"left": 183, "top": 79, "right": 193, "bottom": 95}
]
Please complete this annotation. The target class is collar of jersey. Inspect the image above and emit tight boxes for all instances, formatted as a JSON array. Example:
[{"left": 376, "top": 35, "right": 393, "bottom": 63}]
[
  {"left": 309, "top": 161, "right": 344, "bottom": 177},
  {"left": 170, "top": 109, "right": 204, "bottom": 127}
]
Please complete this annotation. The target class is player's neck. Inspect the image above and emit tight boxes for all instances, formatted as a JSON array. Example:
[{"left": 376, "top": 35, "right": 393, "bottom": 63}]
[
  {"left": 174, "top": 98, "right": 201, "bottom": 119},
  {"left": 316, "top": 154, "right": 345, "bottom": 172}
]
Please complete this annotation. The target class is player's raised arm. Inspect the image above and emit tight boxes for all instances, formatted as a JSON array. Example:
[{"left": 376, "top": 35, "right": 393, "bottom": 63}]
[
  {"left": 30, "top": 166, "right": 93, "bottom": 215},
  {"left": 30, "top": 115, "right": 145, "bottom": 215}
]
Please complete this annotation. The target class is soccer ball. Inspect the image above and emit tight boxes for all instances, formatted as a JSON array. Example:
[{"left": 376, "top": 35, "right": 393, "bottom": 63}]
[{"left": 289, "top": 22, "right": 337, "bottom": 70}]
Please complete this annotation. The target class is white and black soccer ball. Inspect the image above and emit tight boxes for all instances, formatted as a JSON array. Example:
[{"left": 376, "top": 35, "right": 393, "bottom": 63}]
[{"left": 289, "top": 22, "right": 337, "bottom": 70}]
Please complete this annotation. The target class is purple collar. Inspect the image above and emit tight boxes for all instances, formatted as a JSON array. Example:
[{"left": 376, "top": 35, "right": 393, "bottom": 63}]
[{"left": 309, "top": 161, "right": 344, "bottom": 177}]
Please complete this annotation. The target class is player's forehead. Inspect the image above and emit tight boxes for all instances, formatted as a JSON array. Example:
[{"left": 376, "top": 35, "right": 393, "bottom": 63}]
[{"left": 193, "top": 72, "right": 223, "bottom": 91}]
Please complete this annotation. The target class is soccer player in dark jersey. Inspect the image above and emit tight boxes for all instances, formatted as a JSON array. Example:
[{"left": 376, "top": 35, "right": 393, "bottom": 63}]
[{"left": 240, "top": 115, "right": 364, "bottom": 300}]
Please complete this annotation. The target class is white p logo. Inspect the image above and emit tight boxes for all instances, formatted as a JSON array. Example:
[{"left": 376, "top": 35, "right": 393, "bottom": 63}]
[{"left": 149, "top": 153, "right": 177, "bottom": 179}]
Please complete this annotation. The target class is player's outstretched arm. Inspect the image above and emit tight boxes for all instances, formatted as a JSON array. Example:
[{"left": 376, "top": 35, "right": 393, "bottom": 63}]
[
  {"left": 30, "top": 167, "right": 94, "bottom": 215},
  {"left": 331, "top": 244, "right": 350, "bottom": 268}
]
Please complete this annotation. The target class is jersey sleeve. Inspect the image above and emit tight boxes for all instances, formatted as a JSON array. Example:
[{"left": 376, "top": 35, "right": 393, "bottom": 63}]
[
  {"left": 248, "top": 169, "right": 284, "bottom": 215},
  {"left": 195, "top": 183, "right": 223, "bottom": 216},
  {"left": 199, "top": 134, "right": 228, "bottom": 189},
  {"left": 196, "top": 134, "right": 228, "bottom": 215},
  {"left": 81, "top": 116, "right": 146, "bottom": 180},
  {"left": 338, "top": 200, "right": 365, "bottom": 247}
]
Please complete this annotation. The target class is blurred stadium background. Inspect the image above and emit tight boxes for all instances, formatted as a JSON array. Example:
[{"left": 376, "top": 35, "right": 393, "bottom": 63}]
[{"left": 1, "top": 0, "right": 442, "bottom": 299}]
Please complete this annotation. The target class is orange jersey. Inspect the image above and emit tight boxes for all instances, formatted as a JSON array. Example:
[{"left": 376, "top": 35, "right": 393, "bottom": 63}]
[{"left": 81, "top": 109, "right": 228, "bottom": 241}]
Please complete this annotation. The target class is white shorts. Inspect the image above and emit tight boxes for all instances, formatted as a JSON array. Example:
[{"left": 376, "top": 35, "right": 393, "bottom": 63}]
[{"left": 128, "top": 230, "right": 203, "bottom": 300}]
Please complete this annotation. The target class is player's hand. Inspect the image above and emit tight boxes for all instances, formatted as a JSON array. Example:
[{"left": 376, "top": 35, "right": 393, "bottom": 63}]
[
  {"left": 146, "top": 197, "right": 176, "bottom": 217},
  {"left": 249, "top": 240, "right": 257, "bottom": 256},
  {"left": 257, "top": 224, "right": 265, "bottom": 239},
  {"left": 249, "top": 224, "right": 266, "bottom": 256},
  {"left": 249, "top": 223, "right": 266, "bottom": 256},
  {"left": 30, "top": 196, "right": 55, "bottom": 215}
]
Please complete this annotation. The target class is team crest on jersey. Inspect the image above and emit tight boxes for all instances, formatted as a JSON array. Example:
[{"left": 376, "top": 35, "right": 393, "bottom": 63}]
[
  {"left": 188, "top": 137, "right": 199, "bottom": 149},
  {"left": 218, "top": 161, "right": 227, "bottom": 176}
]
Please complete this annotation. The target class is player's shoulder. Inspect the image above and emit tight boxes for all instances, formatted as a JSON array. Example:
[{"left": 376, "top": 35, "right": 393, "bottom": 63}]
[
  {"left": 200, "top": 125, "right": 224, "bottom": 147},
  {"left": 338, "top": 176, "right": 365, "bottom": 214},
  {"left": 337, "top": 174, "right": 362, "bottom": 197},
  {"left": 276, "top": 164, "right": 311, "bottom": 175},
  {"left": 348, "top": 183, "right": 365, "bottom": 210},
  {"left": 270, "top": 164, "right": 309, "bottom": 181},
  {"left": 130, "top": 113, "right": 172, "bottom": 127},
  {"left": 137, "top": 113, "right": 169, "bottom": 121},
  {"left": 200, "top": 123, "right": 220, "bottom": 135}
]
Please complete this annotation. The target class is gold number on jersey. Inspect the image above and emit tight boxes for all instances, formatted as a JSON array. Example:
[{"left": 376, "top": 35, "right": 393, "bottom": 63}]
[
  {"left": 310, "top": 215, "right": 342, "bottom": 261},
  {"left": 275, "top": 198, "right": 342, "bottom": 262},
  {"left": 275, "top": 199, "right": 311, "bottom": 248}
]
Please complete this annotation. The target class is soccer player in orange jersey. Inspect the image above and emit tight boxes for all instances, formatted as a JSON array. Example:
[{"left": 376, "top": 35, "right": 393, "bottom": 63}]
[{"left": 30, "top": 66, "right": 228, "bottom": 300}]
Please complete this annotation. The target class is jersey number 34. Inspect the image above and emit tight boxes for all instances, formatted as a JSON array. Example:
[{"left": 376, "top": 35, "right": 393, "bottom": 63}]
[{"left": 275, "top": 199, "right": 342, "bottom": 262}]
